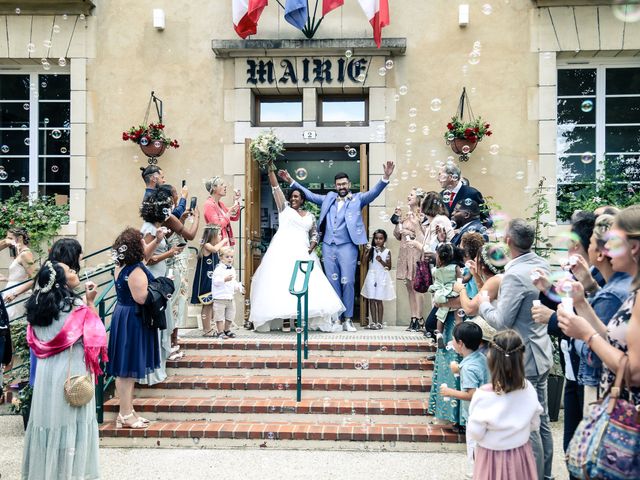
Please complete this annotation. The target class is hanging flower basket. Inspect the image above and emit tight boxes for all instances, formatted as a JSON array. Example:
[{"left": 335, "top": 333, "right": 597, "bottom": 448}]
[
  {"left": 139, "top": 138, "right": 167, "bottom": 158},
  {"left": 444, "top": 88, "right": 492, "bottom": 162},
  {"left": 122, "top": 123, "right": 179, "bottom": 161}
]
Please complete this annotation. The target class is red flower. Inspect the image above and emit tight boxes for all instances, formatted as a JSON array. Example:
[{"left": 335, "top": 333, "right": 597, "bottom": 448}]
[
  {"left": 447, "top": 123, "right": 454, "bottom": 130},
  {"left": 464, "top": 128, "right": 473, "bottom": 136},
  {"left": 486, "top": 131, "right": 493, "bottom": 136},
  {"left": 484, "top": 123, "right": 490, "bottom": 129},
  {"left": 122, "top": 132, "right": 129, "bottom": 141},
  {"left": 473, "top": 127, "right": 479, "bottom": 133}
]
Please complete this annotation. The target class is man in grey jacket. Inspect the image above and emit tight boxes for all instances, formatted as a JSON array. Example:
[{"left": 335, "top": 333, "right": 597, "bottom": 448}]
[{"left": 478, "top": 218, "right": 554, "bottom": 480}]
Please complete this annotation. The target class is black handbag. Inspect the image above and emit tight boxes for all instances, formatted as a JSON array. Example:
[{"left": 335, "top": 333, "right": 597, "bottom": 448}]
[{"left": 138, "top": 277, "right": 175, "bottom": 330}]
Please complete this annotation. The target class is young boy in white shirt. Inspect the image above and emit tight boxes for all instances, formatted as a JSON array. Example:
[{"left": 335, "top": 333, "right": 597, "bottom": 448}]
[{"left": 211, "top": 246, "right": 244, "bottom": 339}]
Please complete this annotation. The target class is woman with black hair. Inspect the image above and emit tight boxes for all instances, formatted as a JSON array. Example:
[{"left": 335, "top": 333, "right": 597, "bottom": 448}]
[
  {"left": 249, "top": 169, "right": 344, "bottom": 332},
  {"left": 107, "top": 227, "right": 159, "bottom": 428},
  {"left": 22, "top": 260, "right": 106, "bottom": 479}
]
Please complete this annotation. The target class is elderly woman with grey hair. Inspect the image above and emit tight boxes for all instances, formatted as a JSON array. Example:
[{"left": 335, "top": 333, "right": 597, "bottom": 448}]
[{"left": 204, "top": 176, "right": 241, "bottom": 246}]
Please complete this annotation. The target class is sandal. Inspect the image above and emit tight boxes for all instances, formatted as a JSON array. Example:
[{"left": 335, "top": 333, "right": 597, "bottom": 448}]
[
  {"left": 216, "top": 331, "right": 229, "bottom": 339},
  {"left": 132, "top": 409, "right": 151, "bottom": 425},
  {"left": 116, "top": 412, "right": 148, "bottom": 429},
  {"left": 224, "top": 330, "right": 237, "bottom": 338},
  {"left": 406, "top": 317, "right": 417, "bottom": 332},
  {"left": 168, "top": 350, "right": 185, "bottom": 361}
]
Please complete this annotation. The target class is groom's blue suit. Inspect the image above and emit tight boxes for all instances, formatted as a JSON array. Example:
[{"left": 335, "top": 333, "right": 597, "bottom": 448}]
[{"left": 291, "top": 179, "right": 388, "bottom": 318}]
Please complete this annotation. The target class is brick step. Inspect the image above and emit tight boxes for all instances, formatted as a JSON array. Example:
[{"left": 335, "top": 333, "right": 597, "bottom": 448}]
[
  {"left": 103, "top": 396, "right": 432, "bottom": 423},
  {"left": 99, "top": 419, "right": 464, "bottom": 445},
  {"left": 166, "top": 355, "right": 433, "bottom": 378},
  {"left": 134, "top": 374, "right": 432, "bottom": 400},
  {"left": 177, "top": 338, "right": 433, "bottom": 356}
]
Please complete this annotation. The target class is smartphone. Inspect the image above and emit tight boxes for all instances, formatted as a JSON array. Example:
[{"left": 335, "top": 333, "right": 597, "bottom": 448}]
[
  {"left": 189, "top": 196, "right": 197, "bottom": 210},
  {"left": 181, "top": 179, "right": 186, "bottom": 188}
]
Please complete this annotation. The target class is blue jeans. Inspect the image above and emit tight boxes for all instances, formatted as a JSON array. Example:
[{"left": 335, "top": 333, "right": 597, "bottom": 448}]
[{"left": 528, "top": 370, "right": 554, "bottom": 480}]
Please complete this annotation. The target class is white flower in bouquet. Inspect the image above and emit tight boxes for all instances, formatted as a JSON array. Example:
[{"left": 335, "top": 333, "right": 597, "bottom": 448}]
[{"left": 250, "top": 131, "right": 285, "bottom": 171}]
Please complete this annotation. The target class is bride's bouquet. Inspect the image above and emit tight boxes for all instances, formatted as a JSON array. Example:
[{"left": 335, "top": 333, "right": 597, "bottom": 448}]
[{"left": 250, "top": 131, "right": 285, "bottom": 171}]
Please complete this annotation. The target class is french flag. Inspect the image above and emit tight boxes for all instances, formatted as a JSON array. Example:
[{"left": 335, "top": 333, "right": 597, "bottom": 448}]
[
  {"left": 358, "top": 0, "right": 390, "bottom": 48},
  {"left": 233, "top": 0, "right": 269, "bottom": 39}
]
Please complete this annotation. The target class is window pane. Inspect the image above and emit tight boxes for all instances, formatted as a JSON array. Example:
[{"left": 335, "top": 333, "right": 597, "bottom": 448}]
[
  {"left": 38, "top": 75, "right": 70, "bottom": 100},
  {"left": 0, "top": 129, "right": 30, "bottom": 156},
  {"left": 557, "top": 98, "right": 596, "bottom": 125},
  {"left": 557, "top": 125, "right": 596, "bottom": 155},
  {"left": 39, "top": 129, "right": 70, "bottom": 155},
  {"left": 0, "top": 157, "right": 30, "bottom": 183},
  {"left": 606, "top": 68, "right": 640, "bottom": 95},
  {"left": 558, "top": 69, "right": 596, "bottom": 96},
  {"left": 321, "top": 100, "right": 366, "bottom": 123},
  {"left": 558, "top": 155, "right": 596, "bottom": 183},
  {"left": 39, "top": 157, "right": 70, "bottom": 183},
  {"left": 605, "top": 154, "right": 640, "bottom": 182},
  {"left": 38, "top": 184, "right": 69, "bottom": 202},
  {"left": 0, "top": 75, "right": 29, "bottom": 100},
  {"left": 0, "top": 102, "right": 30, "bottom": 128},
  {"left": 0, "top": 185, "right": 28, "bottom": 201},
  {"left": 606, "top": 126, "right": 640, "bottom": 153},
  {"left": 39, "top": 102, "right": 70, "bottom": 128},
  {"left": 259, "top": 100, "right": 302, "bottom": 123},
  {"left": 606, "top": 97, "right": 640, "bottom": 124}
]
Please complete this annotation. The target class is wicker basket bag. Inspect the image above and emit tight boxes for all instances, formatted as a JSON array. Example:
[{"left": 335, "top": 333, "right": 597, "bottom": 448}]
[{"left": 63, "top": 349, "right": 94, "bottom": 407}]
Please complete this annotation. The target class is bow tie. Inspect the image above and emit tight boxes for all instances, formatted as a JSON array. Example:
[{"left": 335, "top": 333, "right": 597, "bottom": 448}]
[{"left": 224, "top": 265, "right": 233, "bottom": 270}]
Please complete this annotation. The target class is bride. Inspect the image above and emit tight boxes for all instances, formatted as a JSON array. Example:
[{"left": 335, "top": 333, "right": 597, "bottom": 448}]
[{"left": 250, "top": 169, "right": 345, "bottom": 332}]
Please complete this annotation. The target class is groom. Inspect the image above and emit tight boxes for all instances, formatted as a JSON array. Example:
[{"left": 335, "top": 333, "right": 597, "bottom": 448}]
[{"left": 278, "top": 161, "right": 395, "bottom": 331}]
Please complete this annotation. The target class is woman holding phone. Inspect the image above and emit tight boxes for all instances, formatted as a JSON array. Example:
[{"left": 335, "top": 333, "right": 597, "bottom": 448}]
[{"left": 204, "top": 176, "right": 241, "bottom": 246}]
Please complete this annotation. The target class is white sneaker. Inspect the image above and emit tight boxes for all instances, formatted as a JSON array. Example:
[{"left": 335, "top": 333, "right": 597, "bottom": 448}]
[{"left": 343, "top": 318, "right": 357, "bottom": 332}]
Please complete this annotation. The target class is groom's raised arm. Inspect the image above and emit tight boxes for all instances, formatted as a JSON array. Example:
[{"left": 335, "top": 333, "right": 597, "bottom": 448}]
[{"left": 291, "top": 181, "right": 326, "bottom": 206}]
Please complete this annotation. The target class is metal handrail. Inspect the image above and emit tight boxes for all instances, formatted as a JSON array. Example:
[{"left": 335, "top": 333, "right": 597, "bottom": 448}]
[{"left": 288, "top": 260, "right": 314, "bottom": 402}]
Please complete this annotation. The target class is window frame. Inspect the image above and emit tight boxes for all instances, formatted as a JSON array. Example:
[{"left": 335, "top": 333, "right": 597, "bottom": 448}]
[
  {"left": 0, "top": 69, "right": 71, "bottom": 201},
  {"left": 253, "top": 95, "right": 303, "bottom": 127},
  {"left": 317, "top": 94, "right": 369, "bottom": 127},
  {"left": 556, "top": 60, "right": 640, "bottom": 187}
]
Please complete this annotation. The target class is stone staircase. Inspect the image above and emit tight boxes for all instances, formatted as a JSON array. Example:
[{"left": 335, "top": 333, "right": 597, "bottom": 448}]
[{"left": 98, "top": 328, "right": 465, "bottom": 451}]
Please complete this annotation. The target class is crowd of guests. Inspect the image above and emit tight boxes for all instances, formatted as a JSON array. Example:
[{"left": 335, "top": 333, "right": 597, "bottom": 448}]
[{"left": 2, "top": 159, "right": 640, "bottom": 480}]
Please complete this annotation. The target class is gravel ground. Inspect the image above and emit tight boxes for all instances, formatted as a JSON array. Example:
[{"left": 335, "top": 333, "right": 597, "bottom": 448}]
[{"left": 0, "top": 413, "right": 569, "bottom": 480}]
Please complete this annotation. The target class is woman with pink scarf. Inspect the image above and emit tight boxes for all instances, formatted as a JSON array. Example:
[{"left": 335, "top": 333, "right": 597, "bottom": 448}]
[{"left": 23, "top": 260, "right": 107, "bottom": 479}]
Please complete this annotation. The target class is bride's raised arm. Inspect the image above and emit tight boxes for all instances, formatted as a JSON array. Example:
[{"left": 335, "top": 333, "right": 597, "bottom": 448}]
[{"left": 268, "top": 170, "right": 287, "bottom": 213}]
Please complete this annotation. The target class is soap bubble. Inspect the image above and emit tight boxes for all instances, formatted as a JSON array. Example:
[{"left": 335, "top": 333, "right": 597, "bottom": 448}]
[
  {"left": 515, "top": 170, "right": 525, "bottom": 180},
  {"left": 295, "top": 167, "right": 308, "bottom": 180},
  {"left": 43, "top": 40, "right": 52, "bottom": 49},
  {"left": 378, "top": 67, "right": 386, "bottom": 76},
  {"left": 408, "top": 123, "right": 417, "bottom": 133},
  {"left": 267, "top": 432, "right": 275, "bottom": 440},
  {"left": 140, "top": 137, "right": 149, "bottom": 146},
  {"left": 482, "top": 4, "right": 493, "bottom": 15},
  {"left": 400, "top": 171, "right": 409, "bottom": 180},
  {"left": 447, "top": 133, "right": 455, "bottom": 141},
  {"left": 468, "top": 52, "right": 481, "bottom": 65},
  {"left": 357, "top": 72, "right": 366, "bottom": 82},
  {"left": 405, "top": 138, "right": 412, "bottom": 146},
  {"left": 581, "top": 100, "right": 594, "bottom": 112},
  {"left": 347, "top": 148, "right": 357, "bottom": 158},
  {"left": 23, "top": 103, "right": 30, "bottom": 110},
  {"left": 461, "top": 145, "right": 471, "bottom": 154},
  {"left": 0, "top": 169, "right": 7, "bottom": 181},
  {"left": 457, "top": 309, "right": 466, "bottom": 318},
  {"left": 385, "top": 59, "right": 394, "bottom": 69},
  {"left": 1, "top": 145, "right": 9, "bottom": 154},
  {"left": 399, "top": 85, "right": 408, "bottom": 95},
  {"left": 331, "top": 273, "right": 338, "bottom": 281},
  {"left": 489, "top": 144, "right": 500, "bottom": 155},
  {"left": 411, "top": 170, "right": 418, "bottom": 178},
  {"left": 43, "top": 62, "right": 51, "bottom": 71},
  {"left": 60, "top": 147, "right": 67, "bottom": 154},
  {"left": 51, "top": 129, "right": 62, "bottom": 139},
  {"left": 604, "top": 229, "right": 628, "bottom": 258},
  {"left": 394, "top": 94, "right": 400, "bottom": 102},
  {"left": 422, "top": 126, "right": 430, "bottom": 135},
  {"left": 430, "top": 98, "right": 442, "bottom": 111},
  {"left": 581, "top": 152, "right": 594, "bottom": 164},
  {"left": 27, "top": 43, "right": 36, "bottom": 53},
  {"left": 51, "top": 165, "right": 59, "bottom": 173},
  {"left": 24, "top": 138, "right": 30, "bottom": 146},
  {"left": 481, "top": 167, "right": 487, "bottom": 174},
  {"left": 345, "top": 49, "right": 353, "bottom": 58},
  {"left": 15, "top": 7, "right": 20, "bottom": 14},
  {"left": 340, "top": 277, "right": 348, "bottom": 284},
  {"left": 487, "top": 243, "right": 510, "bottom": 267},
  {"left": 53, "top": 24, "right": 61, "bottom": 34},
  {"left": 613, "top": 2, "right": 640, "bottom": 22},
  {"left": 408, "top": 107, "right": 417, "bottom": 117},
  {"left": 58, "top": 57, "right": 66, "bottom": 67},
  {"left": 79, "top": 14, "right": 85, "bottom": 20}
]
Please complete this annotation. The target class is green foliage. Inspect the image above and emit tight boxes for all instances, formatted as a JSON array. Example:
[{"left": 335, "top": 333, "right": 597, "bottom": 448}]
[
  {"left": 0, "top": 192, "right": 69, "bottom": 256},
  {"left": 556, "top": 162, "right": 640, "bottom": 221},
  {"left": 445, "top": 116, "right": 492, "bottom": 142},
  {"left": 526, "top": 178, "right": 554, "bottom": 259},
  {"left": 9, "top": 383, "right": 33, "bottom": 417}
]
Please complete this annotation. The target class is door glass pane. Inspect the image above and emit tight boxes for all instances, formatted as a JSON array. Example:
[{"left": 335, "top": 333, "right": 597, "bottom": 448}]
[
  {"left": 39, "top": 103, "right": 71, "bottom": 128},
  {"left": 0, "top": 103, "right": 30, "bottom": 127},
  {"left": 606, "top": 68, "right": 640, "bottom": 95},
  {"left": 38, "top": 184, "right": 70, "bottom": 202},
  {"left": 606, "top": 126, "right": 640, "bottom": 153},
  {"left": 321, "top": 100, "right": 366, "bottom": 123},
  {"left": 39, "top": 129, "right": 70, "bottom": 155},
  {"left": 558, "top": 69, "right": 596, "bottom": 96},
  {"left": 0, "top": 185, "right": 28, "bottom": 201},
  {"left": 0, "top": 157, "right": 30, "bottom": 183},
  {"left": 0, "top": 75, "right": 29, "bottom": 100},
  {"left": 258, "top": 100, "right": 302, "bottom": 123},
  {"left": 557, "top": 98, "right": 596, "bottom": 125},
  {"left": 38, "top": 75, "right": 70, "bottom": 100},
  {"left": 557, "top": 125, "right": 596, "bottom": 155},
  {"left": 39, "top": 156, "right": 70, "bottom": 183},
  {"left": 558, "top": 155, "right": 596, "bottom": 183},
  {"left": 606, "top": 97, "right": 640, "bottom": 124},
  {"left": 605, "top": 154, "right": 640, "bottom": 182},
  {"left": 0, "top": 130, "right": 30, "bottom": 156}
]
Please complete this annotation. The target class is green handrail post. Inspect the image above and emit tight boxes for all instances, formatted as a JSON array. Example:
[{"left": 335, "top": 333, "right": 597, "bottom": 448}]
[{"left": 288, "top": 260, "right": 314, "bottom": 402}]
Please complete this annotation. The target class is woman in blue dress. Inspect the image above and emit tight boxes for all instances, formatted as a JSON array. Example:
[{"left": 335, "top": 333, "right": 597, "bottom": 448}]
[{"left": 107, "top": 227, "right": 160, "bottom": 429}]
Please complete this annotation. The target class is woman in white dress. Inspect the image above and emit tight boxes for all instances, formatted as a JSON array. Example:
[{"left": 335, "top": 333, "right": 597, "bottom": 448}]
[
  {"left": 250, "top": 170, "right": 345, "bottom": 332},
  {"left": 2, "top": 228, "right": 36, "bottom": 321}
]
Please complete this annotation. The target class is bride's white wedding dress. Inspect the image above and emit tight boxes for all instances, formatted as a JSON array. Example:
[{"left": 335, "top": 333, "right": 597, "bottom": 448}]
[{"left": 250, "top": 187, "right": 345, "bottom": 332}]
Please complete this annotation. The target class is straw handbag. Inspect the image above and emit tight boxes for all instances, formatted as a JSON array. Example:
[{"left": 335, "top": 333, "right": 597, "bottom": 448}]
[{"left": 63, "top": 348, "right": 94, "bottom": 407}]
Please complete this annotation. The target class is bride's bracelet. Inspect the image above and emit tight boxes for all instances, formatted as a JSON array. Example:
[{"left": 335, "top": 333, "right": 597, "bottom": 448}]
[{"left": 271, "top": 186, "right": 281, "bottom": 192}]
